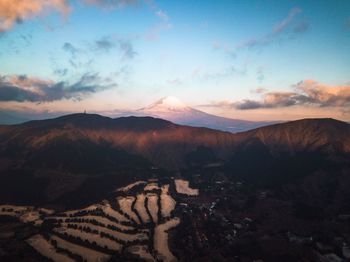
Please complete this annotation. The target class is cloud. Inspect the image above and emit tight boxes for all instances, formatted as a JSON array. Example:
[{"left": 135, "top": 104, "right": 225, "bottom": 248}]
[
  {"left": 144, "top": 4, "right": 172, "bottom": 40},
  {"left": 94, "top": 37, "right": 116, "bottom": 52},
  {"left": 296, "top": 80, "right": 350, "bottom": 107},
  {"left": 82, "top": 0, "right": 138, "bottom": 9},
  {"left": 118, "top": 39, "right": 137, "bottom": 59},
  {"left": 293, "top": 21, "right": 310, "bottom": 33},
  {"left": 62, "top": 42, "right": 94, "bottom": 68},
  {"left": 53, "top": 68, "right": 68, "bottom": 77},
  {"left": 253, "top": 87, "right": 267, "bottom": 94},
  {"left": 0, "top": 0, "right": 70, "bottom": 32},
  {"left": 202, "top": 65, "right": 247, "bottom": 80},
  {"left": 63, "top": 42, "right": 80, "bottom": 58},
  {"left": 0, "top": 0, "right": 140, "bottom": 32},
  {"left": 256, "top": 66, "right": 265, "bottom": 82},
  {"left": 89, "top": 36, "right": 138, "bottom": 59},
  {"left": 170, "top": 64, "right": 246, "bottom": 85},
  {"left": 346, "top": 17, "right": 350, "bottom": 30},
  {"left": 203, "top": 80, "right": 350, "bottom": 110},
  {"left": 155, "top": 9, "right": 169, "bottom": 22},
  {"left": 234, "top": 92, "right": 310, "bottom": 109},
  {"left": 168, "top": 78, "right": 182, "bottom": 85},
  {"left": 236, "top": 7, "right": 307, "bottom": 50},
  {"left": 273, "top": 7, "right": 301, "bottom": 33},
  {"left": 0, "top": 73, "right": 114, "bottom": 102}
]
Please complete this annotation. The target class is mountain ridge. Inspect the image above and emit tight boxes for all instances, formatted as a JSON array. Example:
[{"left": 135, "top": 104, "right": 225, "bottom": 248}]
[{"left": 0, "top": 114, "right": 349, "bottom": 170}]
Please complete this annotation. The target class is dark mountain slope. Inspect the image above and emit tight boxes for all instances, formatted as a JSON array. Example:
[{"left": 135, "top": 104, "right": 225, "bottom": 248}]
[
  {"left": 242, "top": 118, "right": 350, "bottom": 153},
  {"left": 227, "top": 118, "right": 350, "bottom": 187},
  {"left": 0, "top": 115, "right": 349, "bottom": 171},
  {"left": 0, "top": 113, "right": 237, "bottom": 170},
  {"left": 0, "top": 114, "right": 349, "bottom": 207}
]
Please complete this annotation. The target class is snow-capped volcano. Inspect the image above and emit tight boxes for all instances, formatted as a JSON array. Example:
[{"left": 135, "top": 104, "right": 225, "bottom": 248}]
[
  {"left": 139, "top": 96, "right": 191, "bottom": 113},
  {"left": 136, "top": 96, "right": 276, "bottom": 133}
]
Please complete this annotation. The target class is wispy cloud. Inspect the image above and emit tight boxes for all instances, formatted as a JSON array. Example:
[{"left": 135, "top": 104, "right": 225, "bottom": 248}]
[
  {"left": 208, "top": 8, "right": 309, "bottom": 83},
  {"left": 256, "top": 66, "right": 265, "bottom": 83},
  {"left": 202, "top": 80, "right": 350, "bottom": 110},
  {"left": 53, "top": 68, "right": 69, "bottom": 77},
  {"left": 273, "top": 7, "right": 301, "bottom": 33},
  {"left": 167, "top": 78, "right": 182, "bottom": 85},
  {"left": 62, "top": 42, "right": 92, "bottom": 68},
  {"left": 92, "top": 36, "right": 138, "bottom": 58},
  {"left": 82, "top": 0, "right": 139, "bottom": 9},
  {"left": 237, "top": 7, "right": 308, "bottom": 50},
  {"left": 293, "top": 20, "right": 310, "bottom": 33},
  {"left": 346, "top": 17, "right": 350, "bottom": 30},
  {"left": 118, "top": 39, "right": 138, "bottom": 59},
  {"left": 155, "top": 9, "right": 169, "bottom": 22},
  {"left": 144, "top": 2, "right": 172, "bottom": 40},
  {"left": 63, "top": 42, "right": 81, "bottom": 58},
  {"left": 165, "top": 64, "right": 247, "bottom": 86},
  {"left": 0, "top": 73, "right": 114, "bottom": 102}
]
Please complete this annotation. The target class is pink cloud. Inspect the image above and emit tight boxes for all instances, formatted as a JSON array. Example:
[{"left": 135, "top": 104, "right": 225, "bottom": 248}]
[{"left": 0, "top": 0, "right": 71, "bottom": 32}]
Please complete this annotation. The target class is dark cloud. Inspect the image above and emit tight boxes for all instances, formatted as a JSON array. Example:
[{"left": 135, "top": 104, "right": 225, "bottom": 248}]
[
  {"left": 20, "top": 33, "right": 33, "bottom": 47},
  {"left": 94, "top": 38, "right": 116, "bottom": 52},
  {"left": 0, "top": 73, "right": 114, "bottom": 102},
  {"left": 203, "top": 80, "right": 350, "bottom": 110},
  {"left": 235, "top": 92, "right": 312, "bottom": 109},
  {"left": 53, "top": 68, "right": 69, "bottom": 77}
]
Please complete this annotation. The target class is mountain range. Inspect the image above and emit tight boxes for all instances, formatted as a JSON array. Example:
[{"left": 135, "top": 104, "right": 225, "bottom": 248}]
[
  {"left": 0, "top": 113, "right": 349, "bottom": 207},
  {"left": 0, "top": 96, "right": 276, "bottom": 132}
]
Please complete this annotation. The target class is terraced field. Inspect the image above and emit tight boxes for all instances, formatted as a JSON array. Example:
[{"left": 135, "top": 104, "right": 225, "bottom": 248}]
[{"left": 0, "top": 179, "right": 198, "bottom": 262}]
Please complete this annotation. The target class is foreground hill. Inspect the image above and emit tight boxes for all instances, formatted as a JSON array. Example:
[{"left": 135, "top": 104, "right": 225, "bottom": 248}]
[
  {"left": 0, "top": 113, "right": 349, "bottom": 206},
  {"left": 243, "top": 118, "right": 350, "bottom": 153},
  {"left": 0, "top": 114, "right": 349, "bottom": 169}
]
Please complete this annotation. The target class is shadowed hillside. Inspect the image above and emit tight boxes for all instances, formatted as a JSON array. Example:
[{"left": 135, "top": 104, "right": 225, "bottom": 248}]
[{"left": 0, "top": 114, "right": 349, "bottom": 207}]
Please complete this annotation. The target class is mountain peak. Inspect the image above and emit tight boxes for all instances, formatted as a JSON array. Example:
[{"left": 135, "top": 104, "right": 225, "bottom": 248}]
[
  {"left": 141, "top": 96, "right": 190, "bottom": 112},
  {"left": 134, "top": 96, "right": 275, "bottom": 132}
]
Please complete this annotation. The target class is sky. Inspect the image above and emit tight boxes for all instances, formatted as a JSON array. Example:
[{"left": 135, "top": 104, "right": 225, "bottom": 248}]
[{"left": 0, "top": 0, "right": 349, "bottom": 121}]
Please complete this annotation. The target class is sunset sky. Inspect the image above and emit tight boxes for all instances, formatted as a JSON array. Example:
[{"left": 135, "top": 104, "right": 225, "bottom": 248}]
[{"left": 0, "top": 0, "right": 349, "bottom": 121}]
